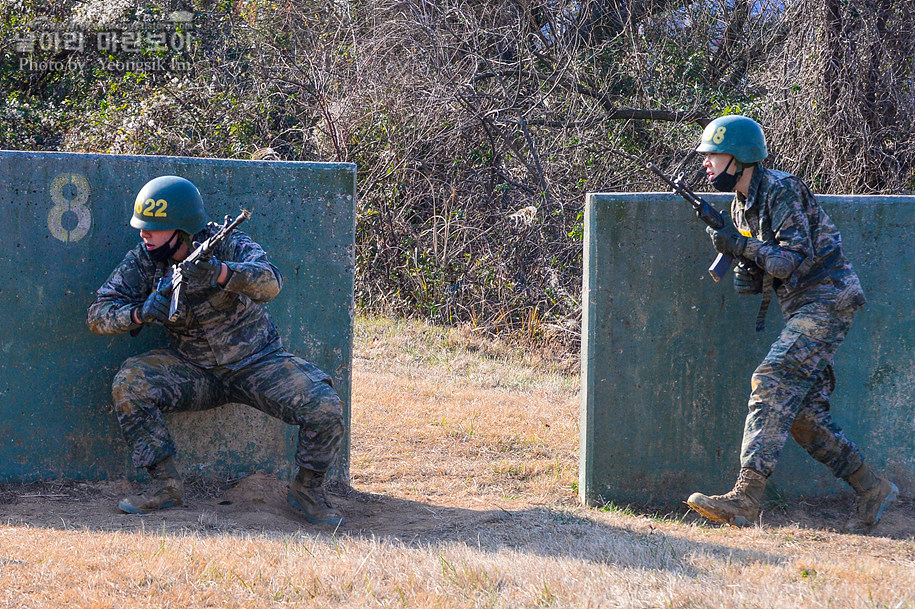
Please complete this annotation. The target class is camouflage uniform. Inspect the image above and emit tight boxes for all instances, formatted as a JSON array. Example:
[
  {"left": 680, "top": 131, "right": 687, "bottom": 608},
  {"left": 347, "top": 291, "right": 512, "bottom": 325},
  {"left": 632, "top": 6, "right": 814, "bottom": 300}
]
[
  {"left": 87, "top": 224, "right": 345, "bottom": 473},
  {"left": 732, "top": 165, "right": 867, "bottom": 479}
]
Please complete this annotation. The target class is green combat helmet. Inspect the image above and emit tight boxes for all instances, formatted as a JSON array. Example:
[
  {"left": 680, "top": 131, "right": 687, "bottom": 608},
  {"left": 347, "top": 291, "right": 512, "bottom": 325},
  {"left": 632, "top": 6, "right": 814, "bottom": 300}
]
[
  {"left": 130, "top": 175, "right": 207, "bottom": 234},
  {"left": 696, "top": 115, "right": 768, "bottom": 164}
]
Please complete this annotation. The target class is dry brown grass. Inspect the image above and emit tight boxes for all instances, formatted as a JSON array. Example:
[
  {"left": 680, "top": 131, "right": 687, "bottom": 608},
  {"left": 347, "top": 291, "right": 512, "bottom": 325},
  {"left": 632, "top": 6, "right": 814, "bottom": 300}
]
[
  {"left": 1, "top": 315, "right": 914, "bottom": 608},
  {"left": 351, "top": 316, "right": 580, "bottom": 507}
]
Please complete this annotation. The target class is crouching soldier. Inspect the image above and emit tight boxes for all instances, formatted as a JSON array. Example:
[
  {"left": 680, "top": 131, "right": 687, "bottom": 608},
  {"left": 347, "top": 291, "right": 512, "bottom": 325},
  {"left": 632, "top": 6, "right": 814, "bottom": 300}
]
[{"left": 87, "top": 176, "right": 346, "bottom": 526}]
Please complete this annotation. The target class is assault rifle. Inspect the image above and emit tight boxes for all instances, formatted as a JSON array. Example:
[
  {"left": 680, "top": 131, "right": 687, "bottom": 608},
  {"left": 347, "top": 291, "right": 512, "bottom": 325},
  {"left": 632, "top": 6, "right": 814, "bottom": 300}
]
[
  {"left": 165, "top": 209, "right": 251, "bottom": 322},
  {"left": 645, "top": 162, "right": 733, "bottom": 282}
]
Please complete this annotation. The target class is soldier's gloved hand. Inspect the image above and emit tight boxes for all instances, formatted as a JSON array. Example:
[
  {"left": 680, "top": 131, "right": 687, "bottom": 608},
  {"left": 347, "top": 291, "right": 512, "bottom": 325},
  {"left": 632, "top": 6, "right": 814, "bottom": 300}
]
[
  {"left": 705, "top": 215, "right": 747, "bottom": 257},
  {"left": 734, "top": 263, "right": 763, "bottom": 295},
  {"left": 135, "top": 289, "right": 170, "bottom": 324},
  {"left": 181, "top": 250, "right": 224, "bottom": 288}
]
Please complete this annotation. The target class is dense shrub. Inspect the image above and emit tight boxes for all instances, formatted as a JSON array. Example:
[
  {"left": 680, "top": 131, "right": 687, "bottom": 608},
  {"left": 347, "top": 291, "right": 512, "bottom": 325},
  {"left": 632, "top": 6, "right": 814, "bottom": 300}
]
[{"left": 3, "top": 0, "right": 914, "bottom": 345}]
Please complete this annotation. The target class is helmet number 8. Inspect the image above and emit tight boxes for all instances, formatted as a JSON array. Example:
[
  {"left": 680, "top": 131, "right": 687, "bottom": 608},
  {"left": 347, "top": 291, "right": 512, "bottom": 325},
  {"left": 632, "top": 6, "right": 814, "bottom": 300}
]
[
  {"left": 135, "top": 198, "right": 168, "bottom": 217},
  {"left": 711, "top": 126, "right": 727, "bottom": 144}
]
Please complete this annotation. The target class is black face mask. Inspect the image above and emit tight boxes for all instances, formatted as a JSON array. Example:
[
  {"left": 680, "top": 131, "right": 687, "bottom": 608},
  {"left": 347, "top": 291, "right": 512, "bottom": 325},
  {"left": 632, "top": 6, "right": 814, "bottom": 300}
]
[
  {"left": 147, "top": 230, "right": 182, "bottom": 262},
  {"left": 710, "top": 156, "right": 741, "bottom": 192}
]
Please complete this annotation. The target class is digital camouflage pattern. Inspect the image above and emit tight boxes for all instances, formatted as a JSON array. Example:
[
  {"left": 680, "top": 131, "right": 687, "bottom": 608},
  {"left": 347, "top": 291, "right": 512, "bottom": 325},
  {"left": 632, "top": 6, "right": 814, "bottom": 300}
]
[
  {"left": 110, "top": 348, "right": 344, "bottom": 470},
  {"left": 740, "top": 304, "right": 863, "bottom": 479},
  {"left": 728, "top": 165, "right": 867, "bottom": 480},
  {"left": 733, "top": 166, "right": 866, "bottom": 316},
  {"left": 88, "top": 225, "right": 344, "bottom": 472},
  {"left": 88, "top": 224, "right": 284, "bottom": 369}
]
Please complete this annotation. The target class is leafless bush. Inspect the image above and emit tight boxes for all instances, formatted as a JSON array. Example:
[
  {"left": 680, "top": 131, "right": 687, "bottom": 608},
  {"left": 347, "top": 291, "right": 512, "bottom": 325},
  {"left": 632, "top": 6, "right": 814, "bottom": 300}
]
[
  {"left": 5, "top": 0, "right": 915, "bottom": 343},
  {"left": 760, "top": 0, "right": 915, "bottom": 193}
]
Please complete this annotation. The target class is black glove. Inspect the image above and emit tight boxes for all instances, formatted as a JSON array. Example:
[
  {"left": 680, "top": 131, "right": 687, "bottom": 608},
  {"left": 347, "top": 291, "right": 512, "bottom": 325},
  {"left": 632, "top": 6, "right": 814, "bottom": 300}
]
[
  {"left": 734, "top": 263, "right": 763, "bottom": 295},
  {"left": 705, "top": 215, "right": 747, "bottom": 257},
  {"left": 135, "top": 289, "right": 170, "bottom": 324},
  {"left": 181, "top": 248, "right": 225, "bottom": 288}
]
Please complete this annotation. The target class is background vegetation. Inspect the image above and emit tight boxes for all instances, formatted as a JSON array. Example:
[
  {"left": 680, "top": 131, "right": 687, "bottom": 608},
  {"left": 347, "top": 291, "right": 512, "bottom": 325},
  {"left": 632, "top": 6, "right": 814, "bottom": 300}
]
[{"left": 3, "top": 0, "right": 914, "bottom": 343}]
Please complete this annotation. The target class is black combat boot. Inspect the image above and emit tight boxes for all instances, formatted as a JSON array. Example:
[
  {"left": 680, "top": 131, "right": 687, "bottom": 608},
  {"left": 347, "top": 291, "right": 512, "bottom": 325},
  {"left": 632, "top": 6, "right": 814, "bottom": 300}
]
[
  {"left": 686, "top": 468, "right": 768, "bottom": 527},
  {"left": 119, "top": 456, "right": 185, "bottom": 514},
  {"left": 287, "top": 467, "right": 345, "bottom": 526},
  {"left": 843, "top": 464, "right": 898, "bottom": 534}
]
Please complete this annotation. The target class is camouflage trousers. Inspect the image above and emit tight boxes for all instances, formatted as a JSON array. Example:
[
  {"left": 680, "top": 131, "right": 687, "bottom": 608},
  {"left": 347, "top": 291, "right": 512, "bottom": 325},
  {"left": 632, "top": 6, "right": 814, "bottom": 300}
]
[
  {"left": 740, "top": 303, "right": 864, "bottom": 480},
  {"left": 111, "top": 348, "right": 345, "bottom": 472}
]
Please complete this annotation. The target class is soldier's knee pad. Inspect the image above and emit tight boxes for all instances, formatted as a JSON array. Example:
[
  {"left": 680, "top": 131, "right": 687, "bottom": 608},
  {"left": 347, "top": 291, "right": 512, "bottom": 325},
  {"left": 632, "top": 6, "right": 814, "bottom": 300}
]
[
  {"left": 749, "top": 366, "right": 783, "bottom": 399},
  {"left": 320, "top": 393, "right": 345, "bottom": 424},
  {"left": 314, "top": 389, "right": 345, "bottom": 430},
  {"left": 111, "top": 363, "right": 153, "bottom": 411}
]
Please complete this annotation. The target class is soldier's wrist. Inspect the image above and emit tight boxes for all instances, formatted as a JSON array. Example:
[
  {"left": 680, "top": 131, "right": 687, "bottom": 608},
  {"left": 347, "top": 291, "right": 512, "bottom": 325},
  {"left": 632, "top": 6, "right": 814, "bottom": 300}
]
[{"left": 217, "top": 264, "right": 234, "bottom": 288}]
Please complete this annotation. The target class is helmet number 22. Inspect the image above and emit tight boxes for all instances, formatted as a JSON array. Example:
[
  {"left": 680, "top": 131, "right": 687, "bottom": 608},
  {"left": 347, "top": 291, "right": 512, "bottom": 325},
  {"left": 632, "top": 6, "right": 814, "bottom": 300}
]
[{"left": 135, "top": 198, "right": 169, "bottom": 217}]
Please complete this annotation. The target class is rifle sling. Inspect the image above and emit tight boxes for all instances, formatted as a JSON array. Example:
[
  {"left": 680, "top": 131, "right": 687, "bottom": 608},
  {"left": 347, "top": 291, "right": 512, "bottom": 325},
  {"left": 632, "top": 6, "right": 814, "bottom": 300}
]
[{"left": 755, "top": 273, "right": 773, "bottom": 332}]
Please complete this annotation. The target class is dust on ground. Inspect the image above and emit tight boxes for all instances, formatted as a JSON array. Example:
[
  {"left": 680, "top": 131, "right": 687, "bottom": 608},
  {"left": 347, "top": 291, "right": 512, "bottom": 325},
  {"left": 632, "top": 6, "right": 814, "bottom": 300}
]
[
  {"left": 0, "top": 473, "right": 912, "bottom": 545},
  {"left": 0, "top": 474, "right": 574, "bottom": 542}
]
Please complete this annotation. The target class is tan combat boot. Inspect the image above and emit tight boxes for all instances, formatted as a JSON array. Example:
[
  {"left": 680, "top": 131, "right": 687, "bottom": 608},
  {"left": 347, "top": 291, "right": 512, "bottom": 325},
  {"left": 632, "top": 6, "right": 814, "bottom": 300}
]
[
  {"left": 118, "top": 456, "right": 185, "bottom": 514},
  {"left": 686, "top": 468, "right": 767, "bottom": 527},
  {"left": 843, "top": 464, "right": 898, "bottom": 534},
  {"left": 288, "top": 468, "right": 345, "bottom": 526}
]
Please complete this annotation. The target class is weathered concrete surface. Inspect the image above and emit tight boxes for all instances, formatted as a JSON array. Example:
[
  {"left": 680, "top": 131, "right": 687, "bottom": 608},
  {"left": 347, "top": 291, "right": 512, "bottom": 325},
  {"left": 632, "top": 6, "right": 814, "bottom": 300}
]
[
  {"left": 0, "top": 151, "right": 355, "bottom": 483},
  {"left": 580, "top": 191, "right": 915, "bottom": 506}
]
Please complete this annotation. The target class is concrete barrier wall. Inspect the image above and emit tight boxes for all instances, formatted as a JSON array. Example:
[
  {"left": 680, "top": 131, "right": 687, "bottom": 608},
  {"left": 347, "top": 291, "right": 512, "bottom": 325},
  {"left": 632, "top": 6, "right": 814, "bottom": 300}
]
[
  {"left": 0, "top": 151, "right": 355, "bottom": 483},
  {"left": 580, "top": 192, "right": 915, "bottom": 506}
]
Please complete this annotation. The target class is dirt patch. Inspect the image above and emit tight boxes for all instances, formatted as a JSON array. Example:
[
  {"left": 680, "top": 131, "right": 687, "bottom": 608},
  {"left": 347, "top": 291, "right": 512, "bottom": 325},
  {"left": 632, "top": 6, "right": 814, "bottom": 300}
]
[
  {"left": 760, "top": 494, "right": 914, "bottom": 539},
  {"left": 1, "top": 473, "right": 911, "bottom": 546},
  {"left": 0, "top": 473, "right": 525, "bottom": 542}
]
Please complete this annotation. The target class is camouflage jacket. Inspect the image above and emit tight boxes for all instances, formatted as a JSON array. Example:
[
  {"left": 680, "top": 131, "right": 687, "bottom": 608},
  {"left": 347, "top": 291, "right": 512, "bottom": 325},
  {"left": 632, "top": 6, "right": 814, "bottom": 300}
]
[
  {"left": 733, "top": 165, "right": 866, "bottom": 316},
  {"left": 87, "top": 224, "right": 284, "bottom": 369}
]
